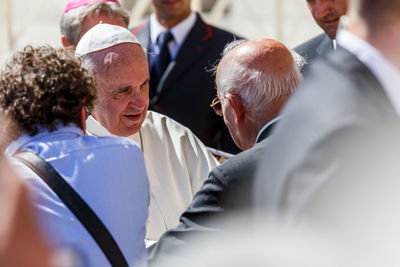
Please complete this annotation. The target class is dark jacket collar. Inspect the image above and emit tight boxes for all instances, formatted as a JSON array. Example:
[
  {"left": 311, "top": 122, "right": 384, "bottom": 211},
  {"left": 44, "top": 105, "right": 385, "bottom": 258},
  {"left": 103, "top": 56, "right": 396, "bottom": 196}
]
[{"left": 256, "top": 116, "right": 281, "bottom": 143}]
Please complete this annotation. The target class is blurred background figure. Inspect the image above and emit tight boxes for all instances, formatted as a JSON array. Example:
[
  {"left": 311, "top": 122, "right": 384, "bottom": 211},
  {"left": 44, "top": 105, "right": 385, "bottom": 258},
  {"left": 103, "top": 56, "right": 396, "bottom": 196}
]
[
  {"left": 152, "top": 180, "right": 400, "bottom": 267},
  {"left": 254, "top": 0, "right": 400, "bottom": 240},
  {"left": 60, "top": 0, "right": 130, "bottom": 56},
  {"left": 0, "top": 135, "right": 52, "bottom": 267},
  {"left": 133, "top": 0, "right": 243, "bottom": 154},
  {"left": 149, "top": 217, "right": 349, "bottom": 267}
]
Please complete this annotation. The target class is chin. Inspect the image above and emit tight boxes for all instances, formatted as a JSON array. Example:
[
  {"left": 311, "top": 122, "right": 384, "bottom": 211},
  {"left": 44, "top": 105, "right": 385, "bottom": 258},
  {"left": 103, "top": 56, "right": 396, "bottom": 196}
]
[
  {"left": 111, "top": 123, "right": 140, "bottom": 137},
  {"left": 117, "top": 129, "right": 138, "bottom": 137},
  {"left": 125, "top": 124, "right": 143, "bottom": 136}
]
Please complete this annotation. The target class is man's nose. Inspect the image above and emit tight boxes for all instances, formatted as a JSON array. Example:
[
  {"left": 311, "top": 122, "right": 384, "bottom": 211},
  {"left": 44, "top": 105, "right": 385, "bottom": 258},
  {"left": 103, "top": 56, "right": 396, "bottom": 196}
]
[
  {"left": 315, "top": 0, "right": 334, "bottom": 18},
  {"left": 128, "top": 89, "right": 147, "bottom": 109}
]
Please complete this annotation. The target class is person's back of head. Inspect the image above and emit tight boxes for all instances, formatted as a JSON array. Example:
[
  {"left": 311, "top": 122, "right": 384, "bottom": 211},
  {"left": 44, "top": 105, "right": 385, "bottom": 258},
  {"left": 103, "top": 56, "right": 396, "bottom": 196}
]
[
  {"left": 214, "top": 39, "right": 303, "bottom": 150},
  {"left": 348, "top": 0, "right": 400, "bottom": 32},
  {"left": 60, "top": 0, "right": 129, "bottom": 54},
  {"left": 351, "top": 0, "right": 400, "bottom": 28},
  {"left": 347, "top": 0, "right": 400, "bottom": 68},
  {"left": 0, "top": 45, "right": 96, "bottom": 140}
]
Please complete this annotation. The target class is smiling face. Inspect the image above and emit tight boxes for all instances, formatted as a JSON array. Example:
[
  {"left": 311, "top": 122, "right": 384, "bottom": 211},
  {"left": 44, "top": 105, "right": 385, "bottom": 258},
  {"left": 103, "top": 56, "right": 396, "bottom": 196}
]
[
  {"left": 92, "top": 43, "right": 150, "bottom": 137},
  {"left": 307, "top": 0, "right": 348, "bottom": 39},
  {"left": 152, "top": 0, "right": 192, "bottom": 28}
]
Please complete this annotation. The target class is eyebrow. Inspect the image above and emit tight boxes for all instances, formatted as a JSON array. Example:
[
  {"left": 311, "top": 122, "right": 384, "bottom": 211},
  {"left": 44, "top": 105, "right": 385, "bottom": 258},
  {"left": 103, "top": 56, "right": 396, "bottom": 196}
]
[
  {"left": 141, "top": 78, "right": 150, "bottom": 86},
  {"left": 109, "top": 77, "right": 150, "bottom": 93},
  {"left": 111, "top": 86, "right": 132, "bottom": 94}
]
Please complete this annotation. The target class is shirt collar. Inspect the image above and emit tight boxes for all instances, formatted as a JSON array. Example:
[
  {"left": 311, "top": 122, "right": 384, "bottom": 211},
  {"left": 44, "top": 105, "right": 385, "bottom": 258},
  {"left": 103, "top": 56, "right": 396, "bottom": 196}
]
[
  {"left": 6, "top": 124, "right": 83, "bottom": 156},
  {"left": 255, "top": 115, "right": 282, "bottom": 143},
  {"left": 86, "top": 115, "right": 115, "bottom": 137},
  {"left": 86, "top": 115, "right": 141, "bottom": 145},
  {"left": 338, "top": 30, "right": 400, "bottom": 116},
  {"left": 150, "top": 12, "right": 196, "bottom": 47}
]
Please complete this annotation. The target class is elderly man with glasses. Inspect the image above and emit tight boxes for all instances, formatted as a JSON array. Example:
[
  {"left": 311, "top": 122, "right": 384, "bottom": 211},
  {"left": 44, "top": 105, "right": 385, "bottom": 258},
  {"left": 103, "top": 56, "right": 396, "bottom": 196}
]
[
  {"left": 209, "top": 39, "right": 303, "bottom": 150},
  {"left": 147, "top": 38, "right": 303, "bottom": 265}
]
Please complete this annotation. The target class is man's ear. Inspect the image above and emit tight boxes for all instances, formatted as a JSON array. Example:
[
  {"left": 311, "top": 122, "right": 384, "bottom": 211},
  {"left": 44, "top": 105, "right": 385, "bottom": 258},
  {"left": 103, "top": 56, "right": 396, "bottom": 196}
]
[
  {"left": 227, "top": 94, "right": 245, "bottom": 124},
  {"left": 61, "top": 35, "right": 71, "bottom": 48}
]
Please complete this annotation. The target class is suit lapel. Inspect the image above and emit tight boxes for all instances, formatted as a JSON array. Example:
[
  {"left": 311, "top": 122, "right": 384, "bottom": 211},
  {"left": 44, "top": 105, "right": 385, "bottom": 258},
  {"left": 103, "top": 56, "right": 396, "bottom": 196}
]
[
  {"left": 156, "top": 14, "right": 212, "bottom": 96},
  {"left": 256, "top": 119, "right": 279, "bottom": 143},
  {"left": 316, "top": 34, "right": 333, "bottom": 56}
]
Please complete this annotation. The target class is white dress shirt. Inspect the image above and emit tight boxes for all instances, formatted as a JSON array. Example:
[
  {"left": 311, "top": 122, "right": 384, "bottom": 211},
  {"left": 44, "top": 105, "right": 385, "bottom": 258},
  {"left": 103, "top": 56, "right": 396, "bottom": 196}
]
[
  {"left": 148, "top": 12, "right": 197, "bottom": 67},
  {"left": 338, "top": 30, "right": 400, "bottom": 116},
  {"left": 7, "top": 125, "right": 149, "bottom": 267},
  {"left": 87, "top": 111, "right": 219, "bottom": 243}
]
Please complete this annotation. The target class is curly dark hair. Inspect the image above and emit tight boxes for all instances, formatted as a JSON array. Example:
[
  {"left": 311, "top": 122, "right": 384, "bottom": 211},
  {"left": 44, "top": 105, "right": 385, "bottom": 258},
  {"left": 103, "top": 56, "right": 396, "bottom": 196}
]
[{"left": 0, "top": 45, "right": 96, "bottom": 139}]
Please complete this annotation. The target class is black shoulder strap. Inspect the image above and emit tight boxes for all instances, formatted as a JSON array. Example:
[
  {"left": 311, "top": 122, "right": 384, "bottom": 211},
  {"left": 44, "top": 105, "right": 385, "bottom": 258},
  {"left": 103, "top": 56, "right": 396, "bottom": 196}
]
[{"left": 14, "top": 151, "right": 129, "bottom": 267}]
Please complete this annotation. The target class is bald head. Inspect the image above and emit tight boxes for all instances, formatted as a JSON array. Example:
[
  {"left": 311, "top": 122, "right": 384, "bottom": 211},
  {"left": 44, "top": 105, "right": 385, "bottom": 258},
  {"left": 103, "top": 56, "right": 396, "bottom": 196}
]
[
  {"left": 216, "top": 38, "right": 301, "bottom": 110},
  {"left": 216, "top": 39, "right": 302, "bottom": 150},
  {"left": 219, "top": 39, "right": 295, "bottom": 77}
]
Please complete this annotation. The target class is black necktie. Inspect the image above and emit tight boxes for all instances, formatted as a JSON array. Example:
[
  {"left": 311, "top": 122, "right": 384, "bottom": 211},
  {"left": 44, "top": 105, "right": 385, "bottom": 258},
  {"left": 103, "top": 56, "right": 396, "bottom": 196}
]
[{"left": 153, "top": 31, "right": 174, "bottom": 88}]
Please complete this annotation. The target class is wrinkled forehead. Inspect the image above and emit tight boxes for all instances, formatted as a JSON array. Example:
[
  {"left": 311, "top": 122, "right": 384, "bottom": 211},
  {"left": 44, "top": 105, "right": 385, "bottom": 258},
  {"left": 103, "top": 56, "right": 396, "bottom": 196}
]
[
  {"left": 92, "top": 43, "right": 145, "bottom": 69},
  {"left": 90, "top": 44, "right": 149, "bottom": 88}
]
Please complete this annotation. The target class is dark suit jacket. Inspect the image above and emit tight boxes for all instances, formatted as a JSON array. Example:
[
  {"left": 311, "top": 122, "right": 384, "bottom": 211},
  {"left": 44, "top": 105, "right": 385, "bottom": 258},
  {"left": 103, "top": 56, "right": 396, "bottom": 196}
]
[
  {"left": 147, "top": 121, "right": 278, "bottom": 265},
  {"left": 254, "top": 46, "right": 400, "bottom": 218},
  {"left": 133, "top": 14, "right": 242, "bottom": 154},
  {"left": 295, "top": 33, "right": 333, "bottom": 76}
]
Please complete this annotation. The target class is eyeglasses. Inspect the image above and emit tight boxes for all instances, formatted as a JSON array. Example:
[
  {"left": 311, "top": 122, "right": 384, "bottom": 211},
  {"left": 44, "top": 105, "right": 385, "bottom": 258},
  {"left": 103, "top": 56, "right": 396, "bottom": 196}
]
[{"left": 210, "top": 96, "right": 223, "bottom": 116}]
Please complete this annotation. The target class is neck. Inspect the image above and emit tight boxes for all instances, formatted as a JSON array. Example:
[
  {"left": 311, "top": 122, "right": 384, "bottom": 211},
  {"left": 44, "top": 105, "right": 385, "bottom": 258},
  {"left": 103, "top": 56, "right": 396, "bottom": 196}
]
[
  {"left": 255, "top": 98, "right": 286, "bottom": 128},
  {"left": 154, "top": 11, "right": 191, "bottom": 29},
  {"left": 348, "top": 18, "right": 400, "bottom": 70},
  {"left": 239, "top": 116, "right": 262, "bottom": 150}
]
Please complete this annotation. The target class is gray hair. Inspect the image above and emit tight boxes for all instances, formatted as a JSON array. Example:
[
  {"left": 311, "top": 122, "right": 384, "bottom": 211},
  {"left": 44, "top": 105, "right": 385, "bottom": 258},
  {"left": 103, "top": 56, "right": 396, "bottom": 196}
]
[
  {"left": 290, "top": 50, "right": 306, "bottom": 73},
  {"left": 60, "top": 1, "right": 130, "bottom": 47},
  {"left": 216, "top": 41, "right": 304, "bottom": 117},
  {"left": 81, "top": 48, "right": 112, "bottom": 78},
  {"left": 81, "top": 53, "right": 98, "bottom": 77},
  {"left": 222, "top": 39, "right": 247, "bottom": 56}
]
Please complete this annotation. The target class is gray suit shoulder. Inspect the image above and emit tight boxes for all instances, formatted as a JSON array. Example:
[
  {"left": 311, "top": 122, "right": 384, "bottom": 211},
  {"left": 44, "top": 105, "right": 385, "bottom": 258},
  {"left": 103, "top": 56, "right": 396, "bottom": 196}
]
[
  {"left": 295, "top": 33, "right": 328, "bottom": 55},
  {"left": 295, "top": 33, "right": 332, "bottom": 75}
]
